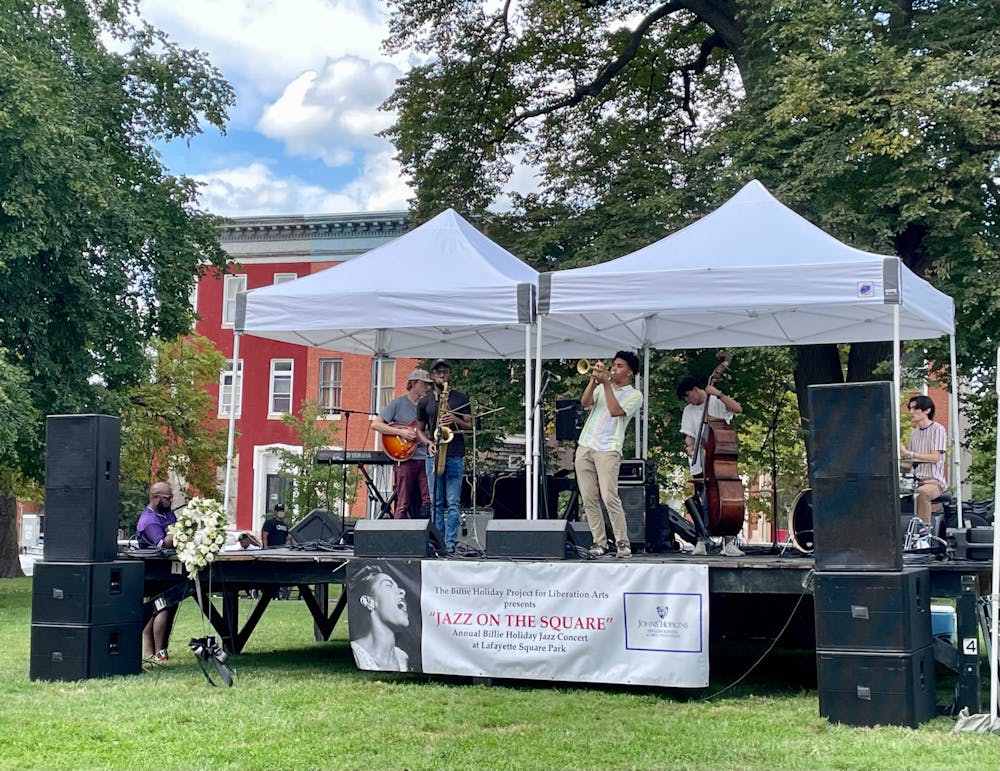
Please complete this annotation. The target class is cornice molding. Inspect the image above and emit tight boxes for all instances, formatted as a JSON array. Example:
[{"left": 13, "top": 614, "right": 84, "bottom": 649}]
[{"left": 220, "top": 211, "right": 409, "bottom": 244}]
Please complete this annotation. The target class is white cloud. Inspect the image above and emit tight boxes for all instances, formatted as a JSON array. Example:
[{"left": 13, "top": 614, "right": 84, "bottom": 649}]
[
  {"left": 193, "top": 157, "right": 410, "bottom": 217},
  {"left": 257, "top": 56, "right": 402, "bottom": 166},
  {"left": 139, "top": 0, "right": 399, "bottom": 126}
]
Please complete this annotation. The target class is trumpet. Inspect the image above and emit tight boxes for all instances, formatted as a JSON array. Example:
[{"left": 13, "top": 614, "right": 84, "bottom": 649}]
[{"left": 577, "top": 359, "right": 605, "bottom": 376}]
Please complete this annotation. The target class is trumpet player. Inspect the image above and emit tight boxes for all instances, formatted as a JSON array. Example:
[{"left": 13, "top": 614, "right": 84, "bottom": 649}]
[
  {"left": 416, "top": 359, "right": 473, "bottom": 553},
  {"left": 574, "top": 351, "right": 643, "bottom": 559}
]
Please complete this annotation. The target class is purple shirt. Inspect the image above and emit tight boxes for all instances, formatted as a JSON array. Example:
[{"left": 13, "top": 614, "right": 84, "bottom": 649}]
[{"left": 136, "top": 505, "right": 176, "bottom": 548}]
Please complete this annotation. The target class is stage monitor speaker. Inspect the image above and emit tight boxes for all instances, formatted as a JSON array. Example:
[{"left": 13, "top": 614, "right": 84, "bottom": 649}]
[
  {"left": 30, "top": 621, "right": 142, "bottom": 681},
  {"left": 485, "top": 519, "right": 575, "bottom": 559},
  {"left": 808, "top": 383, "right": 901, "bottom": 571},
  {"left": 353, "top": 518, "right": 445, "bottom": 558},
  {"left": 44, "top": 414, "right": 121, "bottom": 562},
  {"left": 816, "top": 646, "right": 936, "bottom": 728},
  {"left": 568, "top": 521, "right": 592, "bottom": 549},
  {"left": 645, "top": 504, "right": 688, "bottom": 552},
  {"left": 813, "top": 568, "right": 931, "bottom": 652},
  {"left": 290, "top": 509, "right": 343, "bottom": 544},
  {"left": 555, "top": 399, "right": 584, "bottom": 441},
  {"left": 32, "top": 561, "right": 144, "bottom": 626}
]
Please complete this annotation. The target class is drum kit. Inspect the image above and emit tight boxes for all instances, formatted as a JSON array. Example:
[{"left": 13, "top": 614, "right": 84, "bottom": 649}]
[{"left": 785, "top": 471, "right": 931, "bottom": 556}]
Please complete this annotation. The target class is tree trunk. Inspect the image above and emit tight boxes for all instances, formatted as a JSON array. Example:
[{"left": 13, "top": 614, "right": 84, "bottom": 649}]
[
  {"left": 0, "top": 493, "right": 25, "bottom": 579},
  {"left": 846, "top": 340, "right": 892, "bottom": 383}
]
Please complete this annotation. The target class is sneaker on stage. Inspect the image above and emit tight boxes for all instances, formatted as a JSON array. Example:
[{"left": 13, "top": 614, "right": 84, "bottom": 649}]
[
  {"left": 588, "top": 541, "right": 609, "bottom": 557},
  {"left": 691, "top": 540, "right": 707, "bottom": 556},
  {"left": 615, "top": 540, "right": 632, "bottom": 559},
  {"left": 721, "top": 541, "right": 745, "bottom": 557}
]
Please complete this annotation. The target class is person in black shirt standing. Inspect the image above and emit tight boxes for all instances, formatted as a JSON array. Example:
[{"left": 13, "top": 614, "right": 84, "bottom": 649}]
[{"left": 261, "top": 503, "right": 291, "bottom": 547}]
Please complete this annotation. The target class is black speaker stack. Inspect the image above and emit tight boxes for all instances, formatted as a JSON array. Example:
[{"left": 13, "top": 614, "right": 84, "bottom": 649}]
[
  {"left": 808, "top": 384, "right": 935, "bottom": 727},
  {"left": 31, "top": 415, "right": 143, "bottom": 681}
]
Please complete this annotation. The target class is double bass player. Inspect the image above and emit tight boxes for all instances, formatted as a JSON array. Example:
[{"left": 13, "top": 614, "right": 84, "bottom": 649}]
[{"left": 676, "top": 375, "right": 745, "bottom": 556}]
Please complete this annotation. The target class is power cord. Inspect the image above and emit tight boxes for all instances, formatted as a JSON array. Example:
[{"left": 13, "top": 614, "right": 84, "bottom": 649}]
[{"left": 696, "top": 569, "right": 813, "bottom": 702}]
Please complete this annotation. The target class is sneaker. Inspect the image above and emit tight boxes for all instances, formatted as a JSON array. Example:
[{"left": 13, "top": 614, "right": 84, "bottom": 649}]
[
  {"left": 721, "top": 541, "right": 745, "bottom": 557},
  {"left": 615, "top": 540, "right": 632, "bottom": 559},
  {"left": 588, "top": 541, "right": 609, "bottom": 557},
  {"left": 691, "top": 540, "right": 707, "bottom": 556},
  {"left": 154, "top": 649, "right": 169, "bottom": 662}
]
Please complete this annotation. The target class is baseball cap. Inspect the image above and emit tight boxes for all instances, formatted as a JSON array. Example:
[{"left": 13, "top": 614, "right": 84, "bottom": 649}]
[
  {"left": 407, "top": 368, "right": 433, "bottom": 383},
  {"left": 274, "top": 503, "right": 285, "bottom": 512},
  {"left": 431, "top": 359, "right": 451, "bottom": 371}
]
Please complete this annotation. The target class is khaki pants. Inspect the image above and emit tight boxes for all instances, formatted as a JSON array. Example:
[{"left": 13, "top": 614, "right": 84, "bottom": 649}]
[
  {"left": 575, "top": 445, "right": 629, "bottom": 547},
  {"left": 915, "top": 479, "right": 943, "bottom": 524}
]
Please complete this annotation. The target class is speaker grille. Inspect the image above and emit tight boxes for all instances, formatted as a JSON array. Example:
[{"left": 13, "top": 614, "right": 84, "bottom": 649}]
[
  {"left": 353, "top": 519, "right": 445, "bottom": 558},
  {"left": 808, "top": 383, "right": 901, "bottom": 571}
]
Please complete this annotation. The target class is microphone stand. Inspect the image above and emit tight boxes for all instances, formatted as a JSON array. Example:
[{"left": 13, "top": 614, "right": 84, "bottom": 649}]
[
  {"left": 760, "top": 393, "right": 782, "bottom": 555},
  {"left": 329, "top": 407, "right": 372, "bottom": 532},
  {"left": 532, "top": 372, "right": 557, "bottom": 519}
]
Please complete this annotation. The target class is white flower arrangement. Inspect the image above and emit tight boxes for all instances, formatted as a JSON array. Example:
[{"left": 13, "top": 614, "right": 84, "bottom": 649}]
[{"left": 168, "top": 497, "right": 229, "bottom": 579}]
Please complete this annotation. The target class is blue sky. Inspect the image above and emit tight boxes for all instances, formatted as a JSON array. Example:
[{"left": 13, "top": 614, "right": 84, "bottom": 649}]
[{"left": 141, "top": 0, "right": 414, "bottom": 217}]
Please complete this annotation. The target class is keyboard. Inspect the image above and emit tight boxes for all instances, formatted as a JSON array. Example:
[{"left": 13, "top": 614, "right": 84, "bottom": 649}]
[{"left": 314, "top": 449, "right": 395, "bottom": 465}]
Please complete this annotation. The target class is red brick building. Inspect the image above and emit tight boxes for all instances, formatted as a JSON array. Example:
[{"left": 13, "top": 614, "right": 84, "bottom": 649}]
[{"left": 195, "top": 212, "right": 415, "bottom": 533}]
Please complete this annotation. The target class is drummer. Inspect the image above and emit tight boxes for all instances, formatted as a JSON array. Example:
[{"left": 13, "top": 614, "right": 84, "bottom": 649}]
[{"left": 900, "top": 395, "right": 948, "bottom": 525}]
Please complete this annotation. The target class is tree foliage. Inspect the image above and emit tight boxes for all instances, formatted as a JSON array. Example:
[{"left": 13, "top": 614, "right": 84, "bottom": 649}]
[
  {"left": 118, "top": 335, "right": 229, "bottom": 532},
  {"left": 273, "top": 402, "right": 359, "bottom": 525},
  {"left": 0, "top": 1, "right": 234, "bottom": 571},
  {"left": 384, "top": 0, "right": 1000, "bottom": 489}
]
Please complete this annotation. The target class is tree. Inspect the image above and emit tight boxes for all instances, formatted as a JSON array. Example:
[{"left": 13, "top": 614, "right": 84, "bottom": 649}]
[
  {"left": 383, "top": 0, "right": 1000, "bottom": 488},
  {"left": 119, "top": 335, "right": 229, "bottom": 534},
  {"left": 0, "top": 1, "right": 234, "bottom": 573},
  {"left": 0, "top": 352, "right": 39, "bottom": 578},
  {"left": 273, "top": 402, "right": 359, "bottom": 525}
]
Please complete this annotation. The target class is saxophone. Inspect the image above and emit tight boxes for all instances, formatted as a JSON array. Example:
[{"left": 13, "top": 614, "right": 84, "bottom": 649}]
[{"left": 433, "top": 381, "right": 454, "bottom": 476}]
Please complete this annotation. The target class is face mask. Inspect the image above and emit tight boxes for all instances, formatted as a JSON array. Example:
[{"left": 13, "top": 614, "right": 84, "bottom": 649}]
[
  {"left": 276, "top": 511, "right": 285, "bottom": 520},
  {"left": 155, "top": 500, "right": 170, "bottom": 514}
]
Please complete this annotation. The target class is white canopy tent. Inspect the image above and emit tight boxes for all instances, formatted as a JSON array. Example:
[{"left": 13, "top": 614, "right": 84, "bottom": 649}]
[
  {"left": 537, "top": 180, "right": 960, "bottom": 519},
  {"left": 229, "top": 208, "right": 540, "bottom": 516}
]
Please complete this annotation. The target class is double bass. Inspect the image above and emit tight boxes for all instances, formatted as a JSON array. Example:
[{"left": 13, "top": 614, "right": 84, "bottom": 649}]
[{"left": 691, "top": 351, "right": 745, "bottom": 536}]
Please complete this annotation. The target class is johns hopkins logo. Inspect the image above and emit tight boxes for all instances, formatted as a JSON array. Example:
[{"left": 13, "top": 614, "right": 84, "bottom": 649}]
[{"left": 656, "top": 605, "right": 669, "bottom": 619}]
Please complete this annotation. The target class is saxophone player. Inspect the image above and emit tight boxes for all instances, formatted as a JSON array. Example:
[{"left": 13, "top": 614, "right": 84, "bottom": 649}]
[{"left": 416, "top": 359, "right": 473, "bottom": 553}]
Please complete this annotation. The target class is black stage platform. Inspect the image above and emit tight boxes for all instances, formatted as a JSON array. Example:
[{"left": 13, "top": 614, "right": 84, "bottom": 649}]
[{"left": 125, "top": 546, "right": 992, "bottom": 713}]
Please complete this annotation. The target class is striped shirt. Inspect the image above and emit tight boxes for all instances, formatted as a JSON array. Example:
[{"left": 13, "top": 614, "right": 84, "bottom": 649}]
[
  {"left": 907, "top": 420, "right": 947, "bottom": 488},
  {"left": 577, "top": 383, "right": 643, "bottom": 453}
]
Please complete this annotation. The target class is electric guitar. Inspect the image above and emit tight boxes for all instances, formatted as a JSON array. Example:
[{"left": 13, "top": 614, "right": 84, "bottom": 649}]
[{"left": 382, "top": 422, "right": 418, "bottom": 461}]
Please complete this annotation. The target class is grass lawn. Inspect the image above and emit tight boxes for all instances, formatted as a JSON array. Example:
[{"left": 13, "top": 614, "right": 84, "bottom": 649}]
[{"left": 0, "top": 576, "right": 995, "bottom": 770}]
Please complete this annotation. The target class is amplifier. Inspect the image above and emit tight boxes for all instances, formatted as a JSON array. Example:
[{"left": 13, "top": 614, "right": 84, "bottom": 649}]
[{"left": 618, "top": 459, "right": 651, "bottom": 485}]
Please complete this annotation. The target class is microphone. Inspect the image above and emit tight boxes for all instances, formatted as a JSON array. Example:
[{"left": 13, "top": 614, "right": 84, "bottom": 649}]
[{"left": 544, "top": 370, "right": 562, "bottom": 383}]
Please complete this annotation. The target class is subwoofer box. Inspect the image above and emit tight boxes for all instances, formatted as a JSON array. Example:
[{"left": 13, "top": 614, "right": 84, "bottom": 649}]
[
  {"left": 813, "top": 568, "right": 931, "bottom": 652},
  {"left": 30, "top": 621, "right": 142, "bottom": 681},
  {"left": 486, "top": 519, "right": 575, "bottom": 559},
  {"left": 353, "top": 518, "right": 445, "bottom": 558},
  {"left": 816, "top": 645, "right": 936, "bottom": 728},
  {"left": 44, "top": 414, "right": 121, "bottom": 562},
  {"left": 32, "top": 561, "right": 144, "bottom": 626}
]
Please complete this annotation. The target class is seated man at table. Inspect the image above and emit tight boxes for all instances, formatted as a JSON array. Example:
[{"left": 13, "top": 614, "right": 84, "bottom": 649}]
[{"left": 136, "top": 481, "right": 179, "bottom": 663}]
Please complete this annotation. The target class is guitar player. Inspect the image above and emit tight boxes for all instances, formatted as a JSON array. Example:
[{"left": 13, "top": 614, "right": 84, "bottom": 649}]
[{"left": 372, "top": 368, "right": 434, "bottom": 519}]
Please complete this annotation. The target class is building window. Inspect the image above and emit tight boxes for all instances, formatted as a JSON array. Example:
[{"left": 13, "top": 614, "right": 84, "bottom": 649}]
[
  {"left": 269, "top": 359, "right": 293, "bottom": 415},
  {"left": 219, "top": 359, "right": 243, "bottom": 417},
  {"left": 371, "top": 359, "right": 396, "bottom": 413},
  {"left": 273, "top": 272, "right": 297, "bottom": 284},
  {"left": 318, "top": 359, "right": 343, "bottom": 415},
  {"left": 223, "top": 274, "right": 247, "bottom": 326}
]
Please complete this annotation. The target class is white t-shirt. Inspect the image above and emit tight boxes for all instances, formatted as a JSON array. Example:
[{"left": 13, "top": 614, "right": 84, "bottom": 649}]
[{"left": 680, "top": 395, "right": 734, "bottom": 476}]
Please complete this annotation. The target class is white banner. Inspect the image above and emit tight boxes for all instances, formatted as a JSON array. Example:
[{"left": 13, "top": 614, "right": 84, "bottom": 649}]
[{"left": 420, "top": 561, "right": 709, "bottom": 688}]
